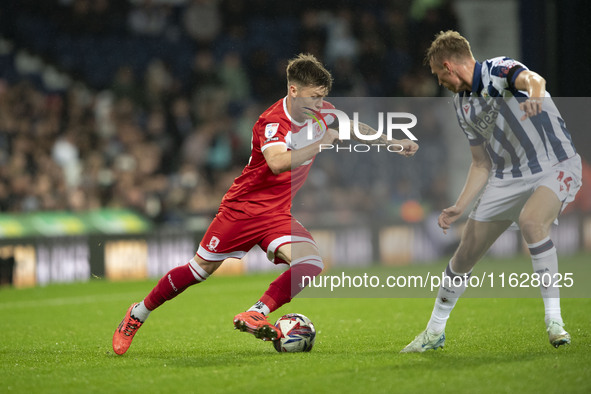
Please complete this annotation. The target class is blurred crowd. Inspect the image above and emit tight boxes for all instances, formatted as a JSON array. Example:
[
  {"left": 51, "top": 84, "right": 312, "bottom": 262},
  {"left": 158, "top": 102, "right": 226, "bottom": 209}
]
[{"left": 0, "top": 0, "right": 461, "bottom": 225}]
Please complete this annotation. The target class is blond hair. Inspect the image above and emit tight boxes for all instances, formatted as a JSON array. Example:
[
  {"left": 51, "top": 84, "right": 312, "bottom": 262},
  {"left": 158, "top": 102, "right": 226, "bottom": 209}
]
[
  {"left": 286, "top": 53, "right": 333, "bottom": 92},
  {"left": 425, "top": 30, "right": 474, "bottom": 67}
]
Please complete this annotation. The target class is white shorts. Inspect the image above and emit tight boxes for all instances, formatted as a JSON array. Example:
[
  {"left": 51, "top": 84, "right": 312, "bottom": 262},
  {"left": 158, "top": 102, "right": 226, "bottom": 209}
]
[{"left": 470, "top": 154, "right": 582, "bottom": 224}]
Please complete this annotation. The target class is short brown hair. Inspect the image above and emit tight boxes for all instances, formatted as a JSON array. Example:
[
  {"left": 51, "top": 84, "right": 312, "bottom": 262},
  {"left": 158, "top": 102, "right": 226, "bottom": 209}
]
[
  {"left": 424, "top": 30, "right": 474, "bottom": 67},
  {"left": 286, "top": 53, "right": 333, "bottom": 92}
]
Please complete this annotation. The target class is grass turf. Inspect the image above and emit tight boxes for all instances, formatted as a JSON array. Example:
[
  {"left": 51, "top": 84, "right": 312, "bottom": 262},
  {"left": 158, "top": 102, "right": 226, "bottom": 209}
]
[{"left": 1, "top": 255, "right": 590, "bottom": 393}]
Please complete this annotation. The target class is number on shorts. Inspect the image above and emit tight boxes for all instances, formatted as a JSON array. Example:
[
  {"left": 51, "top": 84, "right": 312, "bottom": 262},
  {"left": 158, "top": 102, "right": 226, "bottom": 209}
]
[{"left": 557, "top": 171, "right": 572, "bottom": 193}]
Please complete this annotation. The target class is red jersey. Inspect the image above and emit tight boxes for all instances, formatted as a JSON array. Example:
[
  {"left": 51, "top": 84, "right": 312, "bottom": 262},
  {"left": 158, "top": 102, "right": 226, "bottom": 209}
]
[{"left": 220, "top": 97, "right": 335, "bottom": 216}]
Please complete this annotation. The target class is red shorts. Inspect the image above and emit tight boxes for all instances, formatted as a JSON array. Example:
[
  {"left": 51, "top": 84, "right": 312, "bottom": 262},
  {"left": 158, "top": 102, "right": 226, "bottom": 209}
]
[{"left": 196, "top": 207, "right": 316, "bottom": 264}]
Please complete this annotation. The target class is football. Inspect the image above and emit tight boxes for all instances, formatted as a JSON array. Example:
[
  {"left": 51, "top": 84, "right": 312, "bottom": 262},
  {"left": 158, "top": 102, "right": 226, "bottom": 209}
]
[{"left": 273, "top": 313, "right": 316, "bottom": 353}]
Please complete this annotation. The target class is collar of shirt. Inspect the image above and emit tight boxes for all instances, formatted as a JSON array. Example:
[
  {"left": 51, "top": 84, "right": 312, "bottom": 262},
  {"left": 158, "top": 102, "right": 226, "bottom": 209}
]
[
  {"left": 469, "top": 61, "right": 483, "bottom": 97},
  {"left": 459, "top": 61, "right": 483, "bottom": 99}
]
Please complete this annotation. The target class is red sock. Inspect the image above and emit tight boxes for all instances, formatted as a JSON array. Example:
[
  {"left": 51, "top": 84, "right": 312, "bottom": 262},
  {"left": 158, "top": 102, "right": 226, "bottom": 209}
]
[
  {"left": 144, "top": 259, "right": 209, "bottom": 310},
  {"left": 260, "top": 256, "right": 323, "bottom": 313}
]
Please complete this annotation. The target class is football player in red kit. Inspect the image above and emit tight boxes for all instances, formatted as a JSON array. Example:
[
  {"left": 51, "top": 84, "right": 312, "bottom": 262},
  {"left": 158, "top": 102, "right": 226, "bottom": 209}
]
[{"left": 113, "top": 53, "right": 418, "bottom": 355}]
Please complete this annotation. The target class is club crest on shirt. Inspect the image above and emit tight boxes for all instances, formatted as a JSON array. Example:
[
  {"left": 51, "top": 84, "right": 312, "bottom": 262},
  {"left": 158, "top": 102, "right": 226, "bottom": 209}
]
[
  {"left": 265, "top": 123, "right": 279, "bottom": 139},
  {"left": 311, "top": 121, "right": 324, "bottom": 139}
]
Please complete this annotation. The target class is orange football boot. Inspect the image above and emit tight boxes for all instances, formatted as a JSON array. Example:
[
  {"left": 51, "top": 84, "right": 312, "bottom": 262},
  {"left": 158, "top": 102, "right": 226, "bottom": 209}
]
[
  {"left": 113, "top": 303, "right": 143, "bottom": 355},
  {"left": 233, "top": 311, "right": 281, "bottom": 341}
]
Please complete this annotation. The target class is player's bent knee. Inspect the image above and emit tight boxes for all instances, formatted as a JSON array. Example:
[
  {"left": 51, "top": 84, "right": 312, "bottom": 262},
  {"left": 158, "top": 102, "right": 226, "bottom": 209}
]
[
  {"left": 292, "top": 242, "right": 320, "bottom": 259},
  {"left": 518, "top": 217, "right": 549, "bottom": 241},
  {"left": 191, "top": 255, "right": 221, "bottom": 276},
  {"left": 275, "top": 241, "right": 320, "bottom": 265}
]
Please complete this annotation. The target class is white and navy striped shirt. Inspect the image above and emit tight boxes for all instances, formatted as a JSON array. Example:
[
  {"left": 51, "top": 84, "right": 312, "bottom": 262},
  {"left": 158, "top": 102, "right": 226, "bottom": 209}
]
[{"left": 454, "top": 57, "right": 577, "bottom": 179}]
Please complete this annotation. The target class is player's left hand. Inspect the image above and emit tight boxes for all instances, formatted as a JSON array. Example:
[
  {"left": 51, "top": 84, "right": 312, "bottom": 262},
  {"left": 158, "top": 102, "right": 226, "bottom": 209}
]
[
  {"left": 396, "top": 139, "right": 419, "bottom": 157},
  {"left": 438, "top": 205, "right": 463, "bottom": 234},
  {"left": 519, "top": 97, "right": 543, "bottom": 120}
]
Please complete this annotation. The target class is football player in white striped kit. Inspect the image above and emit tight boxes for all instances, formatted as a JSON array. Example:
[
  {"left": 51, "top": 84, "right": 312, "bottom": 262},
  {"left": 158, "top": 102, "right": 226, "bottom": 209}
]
[{"left": 401, "top": 30, "right": 582, "bottom": 352}]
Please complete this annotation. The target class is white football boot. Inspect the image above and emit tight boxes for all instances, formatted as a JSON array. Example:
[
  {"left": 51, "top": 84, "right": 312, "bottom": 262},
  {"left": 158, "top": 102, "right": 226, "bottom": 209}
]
[
  {"left": 400, "top": 329, "right": 445, "bottom": 353},
  {"left": 547, "top": 319, "right": 571, "bottom": 348}
]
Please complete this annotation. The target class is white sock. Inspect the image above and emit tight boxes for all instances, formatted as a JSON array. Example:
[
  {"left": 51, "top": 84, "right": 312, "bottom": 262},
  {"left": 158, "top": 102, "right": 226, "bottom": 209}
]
[
  {"left": 130, "top": 301, "right": 151, "bottom": 323},
  {"left": 426, "top": 261, "right": 470, "bottom": 334},
  {"left": 247, "top": 301, "right": 270, "bottom": 316},
  {"left": 528, "top": 237, "right": 563, "bottom": 326}
]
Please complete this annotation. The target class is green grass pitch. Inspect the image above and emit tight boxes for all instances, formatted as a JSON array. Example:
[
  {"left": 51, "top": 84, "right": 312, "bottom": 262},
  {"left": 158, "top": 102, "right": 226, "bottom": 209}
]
[{"left": 1, "top": 254, "right": 590, "bottom": 393}]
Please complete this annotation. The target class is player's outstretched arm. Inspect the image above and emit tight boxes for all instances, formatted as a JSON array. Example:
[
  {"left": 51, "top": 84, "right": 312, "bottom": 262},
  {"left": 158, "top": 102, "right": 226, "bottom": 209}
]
[
  {"left": 438, "top": 144, "right": 491, "bottom": 233},
  {"left": 263, "top": 128, "right": 340, "bottom": 175},
  {"left": 350, "top": 121, "right": 419, "bottom": 157}
]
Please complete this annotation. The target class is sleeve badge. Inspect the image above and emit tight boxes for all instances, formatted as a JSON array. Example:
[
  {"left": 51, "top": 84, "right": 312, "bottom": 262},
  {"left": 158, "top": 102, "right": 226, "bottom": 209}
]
[{"left": 265, "top": 123, "right": 280, "bottom": 139}]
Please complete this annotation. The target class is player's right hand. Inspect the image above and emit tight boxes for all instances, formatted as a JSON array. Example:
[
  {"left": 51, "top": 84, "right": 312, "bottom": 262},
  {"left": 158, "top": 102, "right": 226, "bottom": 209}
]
[
  {"left": 322, "top": 128, "right": 340, "bottom": 145},
  {"left": 519, "top": 97, "right": 543, "bottom": 120},
  {"left": 438, "top": 205, "right": 463, "bottom": 234},
  {"left": 396, "top": 139, "right": 419, "bottom": 157}
]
